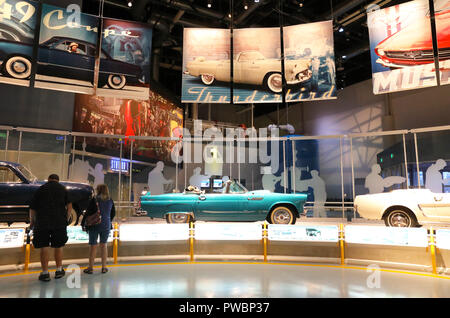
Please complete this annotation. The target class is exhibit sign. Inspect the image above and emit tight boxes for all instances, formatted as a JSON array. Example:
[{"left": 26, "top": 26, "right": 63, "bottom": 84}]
[
  {"left": 0, "top": 228, "right": 25, "bottom": 248},
  {"left": 194, "top": 223, "right": 262, "bottom": 241},
  {"left": 345, "top": 225, "right": 428, "bottom": 247},
  {"left": 268, "top": 224, "right": 339, "bottom": 242},
  {"left": 282, "top": 20, "right": 336, "bottom": 102},
  {"left": 119, "top": 224, "right": 189, "bottom": 241},
  {"left": 98, "top": 18, "right": 152, "bottom": 100},
  {"left": 182, "top": 28, "right": 231, "bottom": 103},
  {"left": 436, "top": 229, "right": 450, "bottom": 250},
  {"left": 232, "top": 27, "right": 282, "bottom": 103},
  {"left": 0, "top": 0, "right": 39, "bottom": 87},
  {"left": 35, "top": 3, "right": 99, "bottom": 94},
  {"left": 367, "top": 0, "right": 438, "bottom": 94},
  {"left": 434, "top": 0, "right": 450, "bottom": 86},
  {"left": 67, "top": 226, "right": 113, "bottom": 244}
]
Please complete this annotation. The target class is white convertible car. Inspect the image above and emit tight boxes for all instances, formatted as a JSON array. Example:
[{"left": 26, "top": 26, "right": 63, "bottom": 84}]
[
  {"left": 354, "top": 189, "right": 450, "bottom": 227},
  {"left": 184, "top": 50, "right": 312, "bottom": 94}
]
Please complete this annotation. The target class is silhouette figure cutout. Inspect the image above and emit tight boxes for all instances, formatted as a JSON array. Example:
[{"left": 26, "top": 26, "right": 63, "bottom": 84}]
[
  {"left": 425, "top": 159, "right": 449, "bottom": 193},
  {"left": 364, "top": 164, "right": 405, "bottom": 194},
  {"left": 147, "top": 161, "right": 173, "bottom": 195},
  {"left": 189, "top": 167, "right": 210, "bottom": 189},
  {"left": 297, "top": 170, "right": 327, "bottom": 218}
]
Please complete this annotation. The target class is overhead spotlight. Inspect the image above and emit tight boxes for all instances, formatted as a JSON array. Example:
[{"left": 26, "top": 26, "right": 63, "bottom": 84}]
[
  {"left": 228, "top": 13, "right": 232, "bottom": 18},
  {"left": 127, "top": 1, "right": 133, "bottom": 7},
  {"left": 299, "top": 2, "right": 303, "bottom": 7},
  {"left": 207, "top": 0, "right": 212, "bottom": 8},
  {"left": 244, "top": 5, "right": 248, "bottom": 10},
  {"left": 254, "top": 0, "right": 260, "bottom": 2},
  {"left": 338, "top": 27, "right": 344, "bottom": 32},
  {"left": 342, "top": 55, "right": 347, "bottom": 59}
]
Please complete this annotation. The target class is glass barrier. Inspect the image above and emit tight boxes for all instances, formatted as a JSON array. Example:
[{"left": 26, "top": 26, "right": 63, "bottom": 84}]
[
  {"left": 414, "top": 130, "right": 450, "bottom": 194},
  {"left": 18, "top": 132, "right": 67, "bottom": 181}
]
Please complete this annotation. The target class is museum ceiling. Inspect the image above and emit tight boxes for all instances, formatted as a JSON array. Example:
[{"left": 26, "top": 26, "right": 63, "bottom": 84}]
[{"left": 82, "top": 0, "right": 413, "bottom": 117}]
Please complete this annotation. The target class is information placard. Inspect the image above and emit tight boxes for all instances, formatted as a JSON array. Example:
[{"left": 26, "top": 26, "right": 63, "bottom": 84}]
[
  {"left": 67, "top": 226, "right": 113, "bottom": 244},
  {"left": 344, "top": 226, "right": 428, "bottom": 247},
  {"left": 436, "top": 229, "right": 450, "bottom": 250},
  {"left": 0, "top": 228, "right": 25, "bottom": 248},
  {"left": 119, "top": 224, "right": 189, "bottom": 241},
  {"left": 194, "top": 223, "right": 262, "bottom": 241},
  {"left": 268, "top": 225, "right": 339, "bottom": 242}
]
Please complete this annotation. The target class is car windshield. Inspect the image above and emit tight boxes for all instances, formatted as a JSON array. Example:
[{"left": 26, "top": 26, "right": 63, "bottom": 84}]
[
  {"left": 18, "top": 165, "right": 37, "bottom": 183},
  {"left": 238, "top": 51, "right": 265, "bottom": 61},
  {"left": 434, "top": 0, "right": 450, "bottom": 12},
  {"left": 228, "top": 180, "right": 248, "bottom": 193}
]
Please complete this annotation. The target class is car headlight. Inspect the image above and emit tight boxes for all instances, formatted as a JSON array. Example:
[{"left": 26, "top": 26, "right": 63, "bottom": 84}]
[{"left": 378, "top": 49, "right": 385, "bottom": 56}]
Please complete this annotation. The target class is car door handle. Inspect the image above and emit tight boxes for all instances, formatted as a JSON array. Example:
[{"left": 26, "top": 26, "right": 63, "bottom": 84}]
[
  {"left": 434, "top": 196, "right": 443, "bottom": 202},
  {"left": 199, "top": 195, "right": 206, "bottom": 201}
]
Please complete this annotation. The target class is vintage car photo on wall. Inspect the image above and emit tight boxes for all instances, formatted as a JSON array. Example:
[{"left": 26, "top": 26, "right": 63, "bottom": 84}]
[
  {"left": 34, "top": 3, "right": 99, "bottom": 95},
  {"left": 97, "top": 18, "right": 153, "bottom": 100},
  {"left": 282, "top": 20, "right": 337, "bottom": 102},
  {"left": 367, "top": 0, "right": 438, "bottom": 94},
  {"left": 0, "top": 0, "right": 38, "bottom": 88},
  {"left": 182, "top": 28, "right": 231, "bottom": 103}
]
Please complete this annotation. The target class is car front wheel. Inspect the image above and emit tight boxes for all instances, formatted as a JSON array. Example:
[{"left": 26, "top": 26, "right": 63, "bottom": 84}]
[
  {"left": 200, "top": 74, "right": 215, "bottom": 85},
  {"left": 265, "top": 72, "right": 283, "bottom": 94},
  {"left": 269, "top": 206, "right": 296, "bottom": 224},
  {"left": 384, "top": 208, "right": 418, "bottom": 227},
  {"left": 166, "top": 213, "right": 191, "bottom": 224},
  {"left": 3, "top": 56, "right": 32, "bottom": 79},
  {"left": 107, "top": 74, "right": 127, "bottom": 89}
]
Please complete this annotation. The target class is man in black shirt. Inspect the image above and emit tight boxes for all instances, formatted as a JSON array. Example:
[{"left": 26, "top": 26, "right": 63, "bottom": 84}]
[{"left": 29, "top": 174, "right": 72, "bottom": 282}]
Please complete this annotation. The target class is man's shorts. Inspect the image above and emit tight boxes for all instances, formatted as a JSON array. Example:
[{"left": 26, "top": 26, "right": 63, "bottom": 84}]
[{"left": 32, "top": 228, "right": 68, "bottom": 248}]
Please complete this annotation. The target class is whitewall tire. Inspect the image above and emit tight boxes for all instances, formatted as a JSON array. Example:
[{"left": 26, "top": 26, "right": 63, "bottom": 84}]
[{"left": 4, "top": 56, "right": 32, "bottom": 79}]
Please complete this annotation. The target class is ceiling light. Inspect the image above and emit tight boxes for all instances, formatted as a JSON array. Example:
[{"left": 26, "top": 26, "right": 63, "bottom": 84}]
[
  {"left": 254, "top": 0, "right": 259, "bottom": 2},
  {"left": 339, "top": 27, "right": 344, "bottom": 32},
  {"left": 127, "top": 1, "right": 133, "bottom": 7},
  {"left": 207, "top": 3, "right": 211, "bottom": 8},
  {"left": 228, "top": 13, "right": 232, "bottom": 18},
  {"left": 244, "top": 4, "right": 248, "bottom": 10}
]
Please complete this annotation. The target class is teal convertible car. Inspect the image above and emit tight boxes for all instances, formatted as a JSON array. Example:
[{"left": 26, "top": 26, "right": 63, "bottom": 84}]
[{"left": 139, "top": 178, "right": 307, "bottom": 224}]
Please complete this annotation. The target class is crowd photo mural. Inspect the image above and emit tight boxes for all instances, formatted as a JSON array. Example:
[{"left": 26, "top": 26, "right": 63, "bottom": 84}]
[
  {"left": 72, "top": 91, "right": 184, "bottom": 162},
  {"left": 181, "top": 22, "right": 336, "bottom": 104},
  {"left": 0, "top": 0, "right": 152, "bottom": 99}
]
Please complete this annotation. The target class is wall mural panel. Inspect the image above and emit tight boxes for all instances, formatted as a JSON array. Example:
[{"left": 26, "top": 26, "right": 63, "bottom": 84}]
[
  {"left": 282, "top": 20, "right": 336, "bottom": 102},
  {"left": 0, "top": 0, "right": 39, "bottom": 87},
  {"left": 182, "top": 28, "right": 231, "bottom": 103},
  {"left": 97, "top": 18, "right": 152, "bottom": 100},
  {"left": 35, "top": 3, "right": 99, "bottom": 94},
  {"left": 367, "top": 0, "right": 438, "bottom": 94},
  {"left": 72, "top": 91, "right": 183, "bottom": 163},
  {"left": 434, "top": 0, "right": 450, "bottom": 85},
  {"left": 232, "top": 27, "right": 282, "bottom": 103}
]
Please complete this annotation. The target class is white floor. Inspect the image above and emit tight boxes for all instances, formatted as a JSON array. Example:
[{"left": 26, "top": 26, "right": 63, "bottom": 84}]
[{"left": 0, "top": 263, "right": 449, "bottom": 298}]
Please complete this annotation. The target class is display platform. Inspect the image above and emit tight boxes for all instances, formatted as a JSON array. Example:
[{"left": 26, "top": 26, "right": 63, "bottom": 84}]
[
  {"left": 0, "top": 262, "right": 449, "bottom": 298},
  {"left": 1, "top": 220, "right": 450, "bottom": 276}
]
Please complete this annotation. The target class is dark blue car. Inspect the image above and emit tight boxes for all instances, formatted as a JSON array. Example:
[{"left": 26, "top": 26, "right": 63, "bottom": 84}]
[
  {"left": 0, "top": 36, "right": 143, "bottom": 89},
  {"left": 0, "top": 161, "right": 94, "bottom": 226}
]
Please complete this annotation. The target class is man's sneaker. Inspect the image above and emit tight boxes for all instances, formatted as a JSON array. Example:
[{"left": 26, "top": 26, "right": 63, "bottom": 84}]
[
  {"left": 38, "top": 272, "right": 51, "bottom": 282},
  {"left": 55, "top": 268, "right": 65, "bottom": 279}
]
